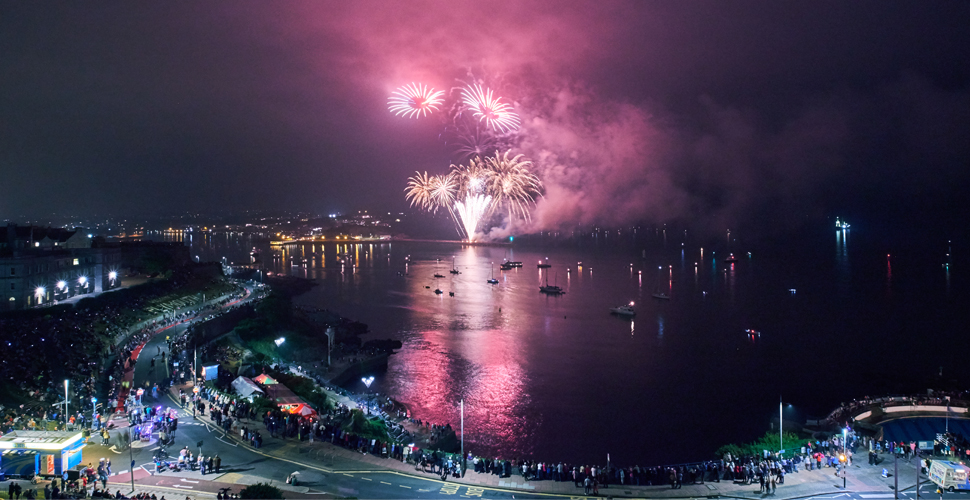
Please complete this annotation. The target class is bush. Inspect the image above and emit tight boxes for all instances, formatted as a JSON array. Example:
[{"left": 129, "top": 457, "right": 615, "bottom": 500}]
[
  {"left": 342, "top": 409, "right": 389, "bottom": 441},
  {"left": 239, "top": 482, "right": 284, "bottom": 499},
  {"left": 717, "top": 431, "right": 803, "bottom": 459}
]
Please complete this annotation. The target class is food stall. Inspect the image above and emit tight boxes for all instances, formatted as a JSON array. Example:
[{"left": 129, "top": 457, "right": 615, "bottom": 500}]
[{"left": 0, "top": 431, "right": 85, "bottom": 478}]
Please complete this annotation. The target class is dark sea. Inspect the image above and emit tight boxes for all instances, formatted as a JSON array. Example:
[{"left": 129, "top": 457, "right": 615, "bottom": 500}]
[{"left": 178, "top": 220, "right": 969, "bottom": 467}]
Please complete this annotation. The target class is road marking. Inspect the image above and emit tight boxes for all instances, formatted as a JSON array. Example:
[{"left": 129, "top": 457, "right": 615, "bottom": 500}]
[
  {"left": 172, "top": 484, "right": 193, "bottom": 489},
  {"left": 360, "top": 477, "right": 372, "bottom": 481},
  {"left": 463, "top": 486, "right": 485, "bottom": 497},
  {"left": 180, "top": 479, "right": 200, "bottom": 484},
  {"left": 380, "top": 481, "right": 392, "bottom": 485},
  {"left": 400, "top": 485, "right": 411, "bottom": 489},
  {"left": 342, "top": 473, "right": 354, "bottom": 477},
  {"left": 440, "top": 483, "right": 460, "bottom": 495},
  {"left": 860, "top": 495, "right": 895, "bottom": 498}
]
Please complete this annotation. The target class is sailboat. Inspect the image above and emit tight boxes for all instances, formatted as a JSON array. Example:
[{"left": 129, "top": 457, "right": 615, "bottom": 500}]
[
  {"left": 539, "top": 272, "right": 564, "bottom": 294},
  {"left": 433, "top": 259, "right": 445, "bottom": 278},
  {"left": 487, "top": 263, "right": 498, "bottom": 284},
  {"left": 450, "top": 256, "right": 460, "bottom": 274}
]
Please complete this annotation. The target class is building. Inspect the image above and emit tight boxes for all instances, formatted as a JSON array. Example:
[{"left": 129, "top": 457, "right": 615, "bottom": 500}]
[{"left": 1, "top": 224, "right": 188, "bottom": 311}]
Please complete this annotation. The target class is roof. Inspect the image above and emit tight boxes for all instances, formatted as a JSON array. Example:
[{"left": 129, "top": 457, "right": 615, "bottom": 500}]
[
  {"left": 231, "top": 376, "right": 264, "bottom": 398},
  {"left": 0, "top": 430, "right": 84, "bottom": 450},
  {"left": 253, "top": 374, "right": 279, "bottom": 385}
]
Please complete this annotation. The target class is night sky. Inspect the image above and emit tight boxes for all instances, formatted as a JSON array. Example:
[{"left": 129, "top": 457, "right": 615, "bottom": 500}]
[{"left": 2, "top": 1, "right": 969, "bottom": 232}]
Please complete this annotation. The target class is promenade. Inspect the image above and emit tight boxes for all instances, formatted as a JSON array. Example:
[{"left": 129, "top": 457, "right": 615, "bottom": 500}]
[{"left": 162, "top": 378, "right": 947, "bottom": 499}]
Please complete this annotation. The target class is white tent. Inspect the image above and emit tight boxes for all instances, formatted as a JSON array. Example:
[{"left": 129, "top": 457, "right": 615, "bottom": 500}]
[{"left": 231, "top": 376, "right": 264, "bottom": 400}]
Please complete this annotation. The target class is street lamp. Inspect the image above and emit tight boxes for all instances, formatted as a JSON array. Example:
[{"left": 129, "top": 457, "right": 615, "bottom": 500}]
[
  {"left": 35, "top": 286, "right": 45, "bottom": 305},
  {"left": 64, "top": 380, "right": 69, "bottom": 428},
  {"left": 91, "top": 397, "right": 98, "bottom": 429}
]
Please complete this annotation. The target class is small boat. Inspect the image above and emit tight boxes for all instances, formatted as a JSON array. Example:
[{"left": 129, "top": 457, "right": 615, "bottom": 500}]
[
  {"left": 539, "top": 272, "right": 563, "bottom": 294},
  {"left": 487, "top": 264, "right": 498, "bottom": 284},
  {"left": 508, "top": 261, "right": 523, "bottom": 268},
  {"left": 537, "top": 260, "right": 552, "bottom": 268},
  {"left": 610, "top": 302, "right": 636, "bottom": 317},
  {"left": 434, "top": 288, "right": 444, "bottom": 295},
  {"left": 450, "top": 257, "right": 460, "bottom": 274},
  {"left": 499, "top": 262, "right": 514, "bottom": 271},
  {"left": 725, "top": 253, "right": 738, "bottom": 263},
  {"left": 652, "top": 292, "right": 670, "bottom": 300},
  {"left": 449, "top": 291, "right": 455, "bottom": 297},
  {"left": 434, "top": 273, "right": 445, "bottom": 278},
  {"left": 745, "top": 329, "right": 761, "bottom": 337}
]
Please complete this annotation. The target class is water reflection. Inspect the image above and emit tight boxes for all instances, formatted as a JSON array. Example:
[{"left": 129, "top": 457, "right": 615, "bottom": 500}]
[{"left": 835, "top": 229, "right": 850, "bottom": 297}]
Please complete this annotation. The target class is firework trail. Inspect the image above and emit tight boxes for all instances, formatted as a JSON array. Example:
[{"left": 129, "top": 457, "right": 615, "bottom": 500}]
[
  {"left": 388, "top": 83, "right": 445, "bottom": 118},
  {"left": 461, "top": 84, "right": 521, "bottom": 133},
  {"left": 454, "top": 193, "right": 493, "bottom": 239}
]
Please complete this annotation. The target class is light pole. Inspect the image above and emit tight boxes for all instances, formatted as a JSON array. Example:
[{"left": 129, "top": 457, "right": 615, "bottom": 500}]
[
  {"left": 780, "top": 397, "right": 783, "bottom": 453},
  {"left": 128, "top": 426, "right": 135, "bottom": 493},
  {"left": 64, "top": 380, "right": 69, "bottom": 429},
  {"left": 460, "top": 399, "right": 464, "bottom": 477},
  {"left": 842, "top": 427, "right": 849, "bottom": 489},
  {"left": 91, "top": 397, "right": 97, "bottom": 429}
]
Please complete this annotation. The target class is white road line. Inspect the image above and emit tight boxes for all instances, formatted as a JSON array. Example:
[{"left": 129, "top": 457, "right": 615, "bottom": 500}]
[
  {"left": 380, "top": 481, "right": 391, "bottom": 485},
  {"left": 860, "top": 495, "right": 895, "bottom": 498},
  {"left": 180, "top": 479, "right": 200, "bottom": 484},
  {"left": 399, "top": 485, "right": 411, "bottom": 489},
  {"left": 172, "top": 484, "right": 193, "bottom": 489},
  {"left": 360, "top": 477, "right": 372, "bottom": 481}
]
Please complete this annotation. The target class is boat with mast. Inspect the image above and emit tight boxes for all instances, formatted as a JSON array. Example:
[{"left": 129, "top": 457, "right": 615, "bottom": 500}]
[
  {"left": 450, "top": 256, "right": 460, "bottom": 274},
  {"left": 539, "top": 272, "right": 563, "bottom": 294},
  {"left": 487, "top": 263, "right": 498, "bottom": 284}
]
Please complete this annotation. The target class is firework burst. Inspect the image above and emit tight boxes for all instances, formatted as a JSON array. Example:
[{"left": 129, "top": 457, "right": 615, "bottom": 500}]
[
  {"left": 388, "top": 83, "right": 445, "bottom": 118},
  {"left": 461, "top": 84, "right": 521, "bottom": 133},
  {"left": 404, "top": 150, "right": 542, "bottom": 240}
]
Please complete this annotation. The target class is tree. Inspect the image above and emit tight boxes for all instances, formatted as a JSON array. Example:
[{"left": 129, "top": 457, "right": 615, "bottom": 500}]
[{"left": 239, "top": 482, "right": 284, "bottom": 499}]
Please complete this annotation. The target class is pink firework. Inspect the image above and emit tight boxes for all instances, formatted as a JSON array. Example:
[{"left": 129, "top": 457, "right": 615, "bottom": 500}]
[
  {"left": 461, "top": 84, "right": 521, "bottom": 133},
  {"left": 388, "top": 83, "right": 445, "bottom": 118}
]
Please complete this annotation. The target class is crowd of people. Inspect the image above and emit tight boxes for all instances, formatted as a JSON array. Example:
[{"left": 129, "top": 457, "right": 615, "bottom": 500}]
[{"left": 0, "top": 269, "right": 243, "bottom": 434}]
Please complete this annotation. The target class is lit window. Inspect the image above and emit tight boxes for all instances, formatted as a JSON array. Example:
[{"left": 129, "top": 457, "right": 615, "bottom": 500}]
[{"left": 73, "top": 259, "right": 79, "bottom": 266}]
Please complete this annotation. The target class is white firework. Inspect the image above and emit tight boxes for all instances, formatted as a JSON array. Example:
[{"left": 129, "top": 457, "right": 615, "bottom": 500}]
[
  {"left": 388, "top": 82, "right": 445, "bottom": 118},
  {"left": 460, "top": 84, "right": 521, "bottom": 133}
]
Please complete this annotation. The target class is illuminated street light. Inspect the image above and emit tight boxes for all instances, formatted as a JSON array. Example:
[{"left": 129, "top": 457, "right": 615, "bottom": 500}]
[
  {"left": 35, "top": 286, "right": 45, "bottom": 297},
  {"left": 274, "top": 337, "right": 286, "bottom": 347},
  {"left": 57, "top": 281, "right": 67, "bottom": 289},
  {"left": 108, "top": 271, "right": 117, "bottom": 280},
  {"left": 78, "top": 276, "right": 87, "bottom": 285},
  {"left": 361, "top": 376, "right": 375, "bottom": 388}
]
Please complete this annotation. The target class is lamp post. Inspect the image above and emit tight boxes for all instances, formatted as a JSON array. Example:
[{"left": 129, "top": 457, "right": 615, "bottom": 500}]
[
  {"left": 64, "top": 380, "right": 69, "bottom": 429},
  {"left": 128, "top": 425, "right": 135, "bottom": 493},
  {"left": 842, "top": 427, "right": 849, "bottom": 489},
  {"left": 460, "top": 399, "right": 465, "bottom": 477},
  {"left": 780, "top": 397, "right": 783, "bottom": 453},
  {"left": 91, "top": 397, "right": 97, "bottom": 429}
]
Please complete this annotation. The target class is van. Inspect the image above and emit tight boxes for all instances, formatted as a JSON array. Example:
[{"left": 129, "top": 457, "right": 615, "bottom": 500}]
[{"left": 929, "top": 460, "right": 970, "bottom": 492}]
